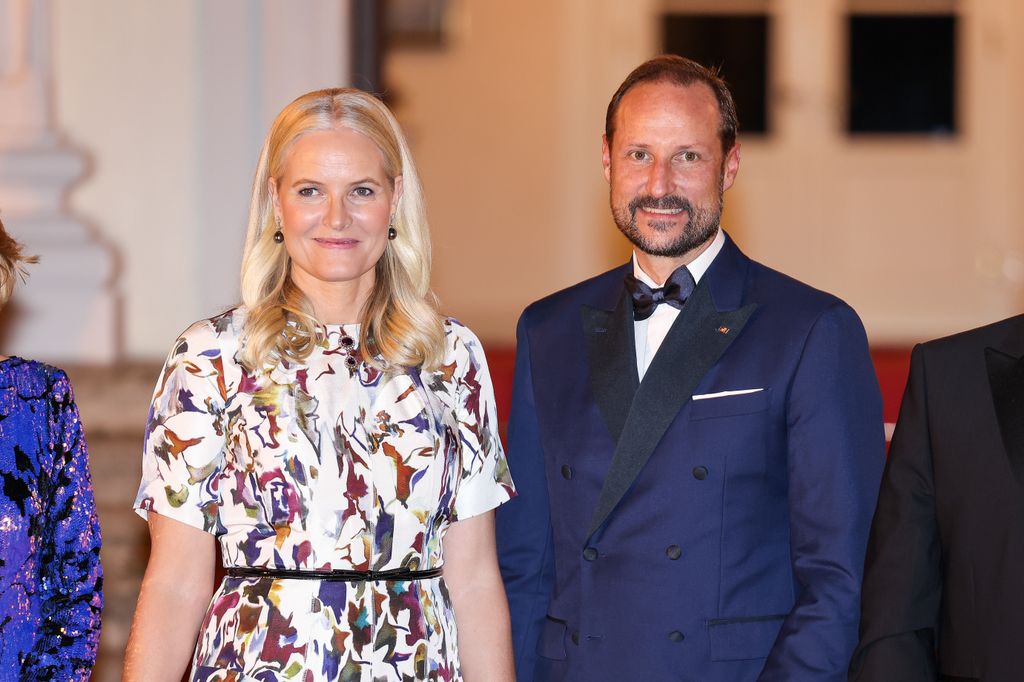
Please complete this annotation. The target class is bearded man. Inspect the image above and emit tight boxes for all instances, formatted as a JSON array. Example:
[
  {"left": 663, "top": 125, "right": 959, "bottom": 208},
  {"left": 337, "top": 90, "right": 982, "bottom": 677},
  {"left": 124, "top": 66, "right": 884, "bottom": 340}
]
[{"left": 496, "top": 55, "right": 886, "bottom": 681}]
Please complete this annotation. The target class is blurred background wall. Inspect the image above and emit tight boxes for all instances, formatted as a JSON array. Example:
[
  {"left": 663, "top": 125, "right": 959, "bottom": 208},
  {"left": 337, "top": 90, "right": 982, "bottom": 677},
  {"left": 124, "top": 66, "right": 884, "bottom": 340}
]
[
  {"left": 387, "top": 0, "right": 1024, "bottom": 343},
  {"left": 7, "top": 0, "right": 1023, "bottom": 361},
  {"left": 51, "top": 0, "right": 351, "bottom": 358},
  {"left": 2, "top": 0, "right": 1023, "bottom": 678}
]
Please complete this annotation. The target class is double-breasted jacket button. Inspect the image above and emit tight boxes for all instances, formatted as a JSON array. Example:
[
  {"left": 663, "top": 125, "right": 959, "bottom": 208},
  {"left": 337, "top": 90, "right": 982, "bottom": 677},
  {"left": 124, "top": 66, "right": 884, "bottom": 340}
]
[
  {"left": 668, "top": 630, "right": 685, "bottom": 642},
  {"left": 665, "top": 544, "right": 682, "bottom": 560},
  {"left": 583, "top": 547, "right": 599, "bottom": 561},
  {"left": 692, "top": 466, "right": 709, "bottom": 480},
  {"left": 561, "top": 464, "right": 573, "bottom": 480}
]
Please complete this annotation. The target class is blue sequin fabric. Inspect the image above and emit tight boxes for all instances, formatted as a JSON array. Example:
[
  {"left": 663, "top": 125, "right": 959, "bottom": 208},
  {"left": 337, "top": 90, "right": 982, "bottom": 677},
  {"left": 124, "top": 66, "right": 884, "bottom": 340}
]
[{"left": 0, "top": 357, "right": 102, "bottom": 680}]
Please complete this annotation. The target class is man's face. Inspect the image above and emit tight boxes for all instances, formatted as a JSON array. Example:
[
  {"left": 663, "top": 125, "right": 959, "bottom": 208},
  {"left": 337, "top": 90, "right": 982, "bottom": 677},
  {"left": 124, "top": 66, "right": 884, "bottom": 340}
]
[{"left": 603, "top": 80, "right": 740, "bottom": 258}]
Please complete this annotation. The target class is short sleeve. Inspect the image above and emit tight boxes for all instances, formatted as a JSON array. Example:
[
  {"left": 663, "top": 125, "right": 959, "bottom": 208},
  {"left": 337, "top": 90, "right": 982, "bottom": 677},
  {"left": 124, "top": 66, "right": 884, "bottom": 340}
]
[
  {"left": 133, "top": 320, "right": 228, "bottom": 534},
  {"left": 448, "top": 321, "right": 517, "bottom": 520}
]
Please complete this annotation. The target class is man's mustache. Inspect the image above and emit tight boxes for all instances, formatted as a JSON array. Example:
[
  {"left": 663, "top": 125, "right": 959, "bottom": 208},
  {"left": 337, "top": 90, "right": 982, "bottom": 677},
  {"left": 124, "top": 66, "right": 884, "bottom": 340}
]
[{"left": 628, "top": 195, "right": 691, "bottom": 217}]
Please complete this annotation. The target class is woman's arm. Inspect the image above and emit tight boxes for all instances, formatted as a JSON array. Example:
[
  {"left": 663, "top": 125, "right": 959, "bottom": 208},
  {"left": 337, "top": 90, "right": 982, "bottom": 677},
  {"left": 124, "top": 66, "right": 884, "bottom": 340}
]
[
  {"left": 23, "top": 372, "right": 103, "bottom": 681},
  {"left": 122, "top": 512, "right": 216, "bottom": 682},
  {"left": 443, "top": 510, "right": 515, "bottom": 682}
]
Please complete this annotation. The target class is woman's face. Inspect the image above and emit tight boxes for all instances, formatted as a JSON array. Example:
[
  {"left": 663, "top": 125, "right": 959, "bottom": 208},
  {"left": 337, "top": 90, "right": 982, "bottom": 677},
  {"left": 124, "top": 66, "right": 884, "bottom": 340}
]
[{"left": 269, "top": 127, "right": 402, "bottom": 309}]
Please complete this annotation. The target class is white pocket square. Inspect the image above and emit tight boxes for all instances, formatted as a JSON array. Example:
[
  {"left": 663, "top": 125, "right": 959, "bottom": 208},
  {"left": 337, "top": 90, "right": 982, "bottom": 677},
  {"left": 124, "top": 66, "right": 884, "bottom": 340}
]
[{"left": 691, "top": 388, "right": 764, "bottom": 401}]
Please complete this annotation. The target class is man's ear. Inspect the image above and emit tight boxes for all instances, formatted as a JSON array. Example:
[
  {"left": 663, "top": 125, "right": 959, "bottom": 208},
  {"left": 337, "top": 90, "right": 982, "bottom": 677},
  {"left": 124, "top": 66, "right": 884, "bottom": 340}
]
[
  {"left": 722, "top": 143, "right": 741, "bottom": 192},
  {"left": 602, "top": 134, "right": 612, "bottom": 183}
]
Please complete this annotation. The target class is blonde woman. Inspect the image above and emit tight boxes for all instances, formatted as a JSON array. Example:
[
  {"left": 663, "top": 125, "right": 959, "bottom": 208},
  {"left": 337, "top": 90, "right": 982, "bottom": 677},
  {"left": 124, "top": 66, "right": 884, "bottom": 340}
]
[{"left": 123, "top": 89, "right": 516, "bottom": 681}]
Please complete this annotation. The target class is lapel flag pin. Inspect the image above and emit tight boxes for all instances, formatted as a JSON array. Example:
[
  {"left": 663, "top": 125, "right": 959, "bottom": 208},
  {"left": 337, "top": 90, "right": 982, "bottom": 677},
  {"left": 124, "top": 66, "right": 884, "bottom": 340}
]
[{"left": 717, "top": 325, "right": 730, "bottom": 334}]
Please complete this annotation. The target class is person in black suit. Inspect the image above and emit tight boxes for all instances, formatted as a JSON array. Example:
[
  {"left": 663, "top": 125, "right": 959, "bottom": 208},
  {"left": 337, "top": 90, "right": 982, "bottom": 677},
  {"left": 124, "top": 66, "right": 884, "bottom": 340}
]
[{"left": 850, "top": 314, "right": 1024, "bottom": 681}]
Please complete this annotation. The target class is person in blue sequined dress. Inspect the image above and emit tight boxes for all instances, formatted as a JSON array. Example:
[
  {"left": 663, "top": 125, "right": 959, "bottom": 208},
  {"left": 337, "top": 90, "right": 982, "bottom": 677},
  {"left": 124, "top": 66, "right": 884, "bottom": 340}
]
[{"left": 0, "top": 217, "right": 103, "bottom": 680}]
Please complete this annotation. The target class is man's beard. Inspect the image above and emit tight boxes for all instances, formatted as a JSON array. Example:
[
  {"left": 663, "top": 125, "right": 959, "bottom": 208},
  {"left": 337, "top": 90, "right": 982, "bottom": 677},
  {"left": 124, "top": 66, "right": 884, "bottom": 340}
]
[{"left": 612, "top": 178, "right": 724, "bottom": 258}]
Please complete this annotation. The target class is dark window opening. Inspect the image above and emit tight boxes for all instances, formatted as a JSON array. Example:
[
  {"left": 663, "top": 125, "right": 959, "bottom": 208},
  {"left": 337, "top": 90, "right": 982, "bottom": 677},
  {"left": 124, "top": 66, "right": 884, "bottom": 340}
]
[
  {"left": 848, "top": 14, "right": 957, "bottom": 135},
  {"left": 661, "top": 14, "right": 770, "bottom": 135}
]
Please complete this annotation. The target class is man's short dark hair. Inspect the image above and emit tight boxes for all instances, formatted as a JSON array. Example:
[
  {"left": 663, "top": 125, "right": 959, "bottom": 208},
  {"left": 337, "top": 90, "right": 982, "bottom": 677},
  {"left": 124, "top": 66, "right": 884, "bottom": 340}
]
[{"left": 605, "top": 55, "right": 739, "bottom": 154}]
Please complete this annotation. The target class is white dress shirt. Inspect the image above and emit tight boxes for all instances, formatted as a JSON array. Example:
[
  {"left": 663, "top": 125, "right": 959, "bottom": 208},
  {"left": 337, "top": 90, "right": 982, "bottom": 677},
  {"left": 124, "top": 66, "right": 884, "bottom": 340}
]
[{"left": 633, "top": 228, "right": 726, "bottom": 379}]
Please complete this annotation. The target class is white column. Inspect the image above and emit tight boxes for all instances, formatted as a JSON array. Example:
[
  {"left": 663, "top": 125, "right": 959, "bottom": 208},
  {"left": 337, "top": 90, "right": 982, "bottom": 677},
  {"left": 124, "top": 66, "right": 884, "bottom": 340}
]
[
  {"left": 0, "top": 0, "right": 117, "bottom": 363},
  {"left": 49, "top": 0, "right": 350, "bottom": 358},
  {"left": 194, "top": 0, "right": 351, "bottom": 315}
]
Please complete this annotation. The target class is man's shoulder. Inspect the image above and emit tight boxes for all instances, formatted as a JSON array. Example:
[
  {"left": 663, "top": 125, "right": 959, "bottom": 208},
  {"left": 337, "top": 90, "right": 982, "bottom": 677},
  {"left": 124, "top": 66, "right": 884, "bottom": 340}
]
[
  {"left": 743, "top": 257, "right": 854, "bottom": 322},
  {"left": 520, "top": 263, "right": 630, "bottom": 325},
  {"left": 701, "top": 235, "right": 855, "bottom": 323},
  {"left": 918, "top": 313, "right": 1024, "bottom": 357}
]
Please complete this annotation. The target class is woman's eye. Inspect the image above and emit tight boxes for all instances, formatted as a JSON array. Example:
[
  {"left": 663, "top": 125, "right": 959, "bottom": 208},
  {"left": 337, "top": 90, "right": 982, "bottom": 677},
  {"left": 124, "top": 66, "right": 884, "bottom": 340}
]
[
  {"left": 298, "top": 187, "right": 319, "bottom": 197},
  {"left": 353, "top": 186, "right": 375, "bottom": 198}
]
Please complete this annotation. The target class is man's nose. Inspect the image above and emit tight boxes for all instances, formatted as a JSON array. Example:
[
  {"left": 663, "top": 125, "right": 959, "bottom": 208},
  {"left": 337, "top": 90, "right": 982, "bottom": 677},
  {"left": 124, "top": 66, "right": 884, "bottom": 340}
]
[{"left": 645, "top": 160, "right": 673, "bottom": 197}]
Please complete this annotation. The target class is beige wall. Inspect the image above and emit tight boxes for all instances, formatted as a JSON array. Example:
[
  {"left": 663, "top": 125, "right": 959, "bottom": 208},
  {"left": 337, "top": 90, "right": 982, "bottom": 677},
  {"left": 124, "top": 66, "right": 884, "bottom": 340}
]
[
  {"left": 388, "top": 0, "right": 1024, "bottom": 346},
  {"left": 41, "top": 0, "right": 1024, "bottom": 357},
  {"left": 387, "top": 0, "right": 656, "bottom": 341}
]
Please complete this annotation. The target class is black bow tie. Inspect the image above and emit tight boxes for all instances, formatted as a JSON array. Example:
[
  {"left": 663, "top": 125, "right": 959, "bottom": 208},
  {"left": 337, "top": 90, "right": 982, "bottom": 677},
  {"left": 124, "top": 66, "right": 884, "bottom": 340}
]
[{"left": 624, "top": 265, "right": 696, "bottom": 321}]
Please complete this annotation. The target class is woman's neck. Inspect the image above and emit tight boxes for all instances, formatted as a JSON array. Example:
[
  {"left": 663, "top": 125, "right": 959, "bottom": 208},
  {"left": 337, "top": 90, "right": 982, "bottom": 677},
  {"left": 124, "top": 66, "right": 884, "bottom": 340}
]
[{"left": 291, "top": 271, "right": 375, "bottom": 325}]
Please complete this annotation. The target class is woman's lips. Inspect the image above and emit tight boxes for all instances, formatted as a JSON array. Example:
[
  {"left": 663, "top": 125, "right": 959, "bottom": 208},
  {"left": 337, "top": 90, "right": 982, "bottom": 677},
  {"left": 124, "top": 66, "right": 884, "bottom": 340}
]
[{"left": 313, "top": 237, "right": 360, "bottom": 249}]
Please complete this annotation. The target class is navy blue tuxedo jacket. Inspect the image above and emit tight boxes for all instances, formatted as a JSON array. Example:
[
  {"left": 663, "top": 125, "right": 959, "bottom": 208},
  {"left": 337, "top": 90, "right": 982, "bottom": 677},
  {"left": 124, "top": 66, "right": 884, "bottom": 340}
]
[{"left": 497, "top": 235, "right": 886, "bottom": 681}]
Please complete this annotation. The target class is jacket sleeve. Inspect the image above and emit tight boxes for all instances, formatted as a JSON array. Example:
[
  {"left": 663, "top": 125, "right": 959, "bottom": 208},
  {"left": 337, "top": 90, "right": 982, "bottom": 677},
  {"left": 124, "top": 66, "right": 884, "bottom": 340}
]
[
  {"left": 23, "top": 371, "right": 103, "bottom": 681},
  {"left": 758, "top": 303, "right": 886, "bottom": 681},
  {"left": 848, "top": 343, "right": 941, "bottom": 681},
  {"left": 495, "top": 311, "right": 557, "bottom": 681}
]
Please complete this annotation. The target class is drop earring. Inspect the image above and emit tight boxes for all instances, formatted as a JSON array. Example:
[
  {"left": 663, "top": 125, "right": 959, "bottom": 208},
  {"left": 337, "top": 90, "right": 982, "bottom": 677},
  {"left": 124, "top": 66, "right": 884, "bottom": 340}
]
[
  {"left": 387, "top": 219, "right": 397, "bottom": 240},
  {"left": 273, "top": 216, "right": 284, "bottom": 243}
]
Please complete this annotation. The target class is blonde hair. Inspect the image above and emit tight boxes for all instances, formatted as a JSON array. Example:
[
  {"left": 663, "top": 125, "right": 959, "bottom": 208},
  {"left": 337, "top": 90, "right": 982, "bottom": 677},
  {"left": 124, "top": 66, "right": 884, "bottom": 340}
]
[
  {"left": 239, "top": 88, "right": 445, "bottom": 372},
  {"left": 0, "top": 216, "right": 38, "bottom": 309}
]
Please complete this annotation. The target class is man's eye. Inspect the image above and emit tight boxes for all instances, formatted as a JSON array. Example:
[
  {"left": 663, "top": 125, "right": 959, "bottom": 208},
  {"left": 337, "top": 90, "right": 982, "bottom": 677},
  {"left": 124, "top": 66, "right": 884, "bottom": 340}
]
[
  {"left": 629, "top": 150, "right": 649, "bottom": 161},
  {"left": 681, "top": 151, "right": 699, "bottom": 162}
]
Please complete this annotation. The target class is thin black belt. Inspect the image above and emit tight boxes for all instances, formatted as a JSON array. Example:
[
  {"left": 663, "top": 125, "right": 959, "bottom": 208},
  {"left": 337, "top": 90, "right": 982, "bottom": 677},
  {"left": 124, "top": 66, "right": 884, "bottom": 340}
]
[{"left": 224, "top": 566, "right": 443, "bottom": 582}]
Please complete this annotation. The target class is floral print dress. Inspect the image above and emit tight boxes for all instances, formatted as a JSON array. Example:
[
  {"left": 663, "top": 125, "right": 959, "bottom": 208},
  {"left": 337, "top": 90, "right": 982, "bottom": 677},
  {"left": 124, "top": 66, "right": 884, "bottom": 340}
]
[{"left": 134, "top": 309, "right": 515, "bottom": 681}]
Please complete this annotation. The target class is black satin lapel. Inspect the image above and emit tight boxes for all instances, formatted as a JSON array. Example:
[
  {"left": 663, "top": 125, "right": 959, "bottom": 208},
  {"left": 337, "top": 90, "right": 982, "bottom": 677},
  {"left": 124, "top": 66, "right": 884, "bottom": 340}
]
[
  {"left": 582, "top": 291, "right": 639, "bottom": 445},
  {"left": 588, "top": 283, "right": 757, "bottom": 536},
  {"left": 985, "top": 347, "right": 1024, "bottom": 485}
]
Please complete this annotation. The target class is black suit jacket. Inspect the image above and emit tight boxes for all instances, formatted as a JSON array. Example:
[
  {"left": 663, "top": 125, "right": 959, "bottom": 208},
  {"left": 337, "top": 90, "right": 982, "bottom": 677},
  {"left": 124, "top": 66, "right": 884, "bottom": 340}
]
[{"left": 850, "top": 315, "right": 1024, "bottom": 682}]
